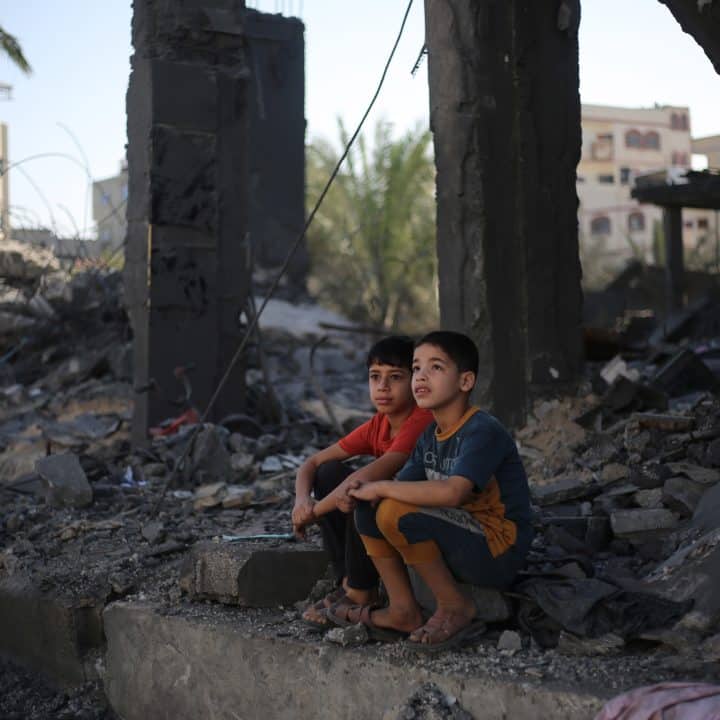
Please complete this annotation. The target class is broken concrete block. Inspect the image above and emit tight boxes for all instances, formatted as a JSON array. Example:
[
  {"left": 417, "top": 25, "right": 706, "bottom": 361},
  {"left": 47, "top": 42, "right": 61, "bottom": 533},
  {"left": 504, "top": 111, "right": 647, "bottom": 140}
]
[
  {"left": 634, "top": 488, "right": 663, "bottom": 510},
  {"left": 188, "top": 425, "right": 231, "bottom": 485},
  {"left": 556, "top": 632, "right": 624, "bottom": 656},
  {"left": 179, "top": 540, "right": 328, "bottom": 607},
  {"left": 221, "top": 486, "right": 254, "bottom": 509},
  {"left": 691, "top": 481, "right": 720, "bottom": 535},
  {"left": 408, "top": 569, "right": 511, "bottom": 623},
  {"left": 667, "top": 462, "right": 720, "bottom": 486},
  {"left": 662, "top": 476, "right": 705, "bottom": 517},
  {"left": 610, "top": 509, "right": 678, "bottom": 537},
  {"left": 35, "top": 453, "right": 93, "bottom": 508},
  {"left": 531, "top": 473, "right": 595, "bottom": 506},
  {"left": 193, "top": 482, "right": 227, "bottom": 510},
  {"left": 599, "top": 463, "right": 629, "bottom": 486},
  {"left": 646, "top": 527, "right": 720, "bottom": 633}
]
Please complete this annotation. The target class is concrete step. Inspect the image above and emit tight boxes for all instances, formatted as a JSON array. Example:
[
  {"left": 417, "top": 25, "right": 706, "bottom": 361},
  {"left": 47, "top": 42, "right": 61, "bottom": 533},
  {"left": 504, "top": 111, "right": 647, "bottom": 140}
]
[{"left": 103, "top": 601, "right": 607, "bottom": 720}]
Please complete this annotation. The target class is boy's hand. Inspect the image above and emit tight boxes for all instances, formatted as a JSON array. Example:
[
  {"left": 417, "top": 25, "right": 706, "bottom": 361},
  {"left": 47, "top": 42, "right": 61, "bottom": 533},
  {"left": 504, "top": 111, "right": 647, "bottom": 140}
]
[
  {"left": 349, "top": 482, "right": 385, "bottom": 504},
  {"left": 292, "top": 498, "right": 316, "bottom": 539},
  {"left": 335, "top": 478, "right": 360, "bottom": 514}
]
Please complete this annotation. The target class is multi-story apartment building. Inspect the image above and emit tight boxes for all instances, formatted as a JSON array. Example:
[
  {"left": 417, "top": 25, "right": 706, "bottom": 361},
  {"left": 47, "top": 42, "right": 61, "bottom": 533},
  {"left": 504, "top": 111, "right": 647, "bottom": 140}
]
[
  {"left": 92, "top": 164, "right": 128, "bottom": 249},
  {"left": 577, "top": 104, "right": 716, "bottom": 272}
]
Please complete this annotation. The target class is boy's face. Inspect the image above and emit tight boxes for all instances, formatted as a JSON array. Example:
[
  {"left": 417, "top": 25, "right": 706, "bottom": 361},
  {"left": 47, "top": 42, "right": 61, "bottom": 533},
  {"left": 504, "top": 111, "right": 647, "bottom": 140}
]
[
  {"left": 411, "top": 343, "right": 475, "bottom": 411},
  {"left": 368, "top": 363, "right": 414, "bottom": 415}
]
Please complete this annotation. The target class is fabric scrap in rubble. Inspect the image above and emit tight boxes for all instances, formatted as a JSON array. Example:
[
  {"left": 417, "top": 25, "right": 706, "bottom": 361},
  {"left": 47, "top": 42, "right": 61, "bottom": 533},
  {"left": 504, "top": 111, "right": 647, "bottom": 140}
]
[{"left": 594, "top": 681, "right": 720, "bottom": 720}]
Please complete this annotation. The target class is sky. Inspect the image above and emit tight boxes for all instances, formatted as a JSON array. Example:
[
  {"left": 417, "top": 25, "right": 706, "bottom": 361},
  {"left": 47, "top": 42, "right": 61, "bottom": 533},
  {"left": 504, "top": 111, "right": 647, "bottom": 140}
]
[{"left": 1, "top": 0, "right": 718, "bottom": 238}]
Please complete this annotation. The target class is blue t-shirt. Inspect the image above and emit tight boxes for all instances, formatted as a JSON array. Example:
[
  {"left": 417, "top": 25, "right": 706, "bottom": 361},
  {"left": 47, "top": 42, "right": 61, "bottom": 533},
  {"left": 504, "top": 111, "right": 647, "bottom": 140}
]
[{"left": 396, "top": 407, "right": 533, "bottom": 557}]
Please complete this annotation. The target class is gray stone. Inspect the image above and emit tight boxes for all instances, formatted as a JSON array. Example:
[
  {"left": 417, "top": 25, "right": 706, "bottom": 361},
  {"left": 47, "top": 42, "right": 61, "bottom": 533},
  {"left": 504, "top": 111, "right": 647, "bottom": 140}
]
[
  {"left": 141, "top": 521, "right": 165, "bottom": 545},
  {"left": 325, "top": 623, "right": 368, "bottom": 647},
  {"left": 691, "top": 481, "right": 720, "bottom": 534},
  {"left": 260, "top": 455, "right": 283, "bottom": 473},
  {"left": 700, "top": 633, "right": 720, "bottom": 662},
  {"left": 35, "top": 453, "right": 93, "bottom": 508},
  {"left": 610, "top": 509, "right": 678, "bottom": 537},
  {"left": 497, "top": 630, "right": 522, "bottom": 653},
  {"left": 634, "top": 488, "right": 663, "bottom": 509},
  {"left": 599, "top": 463, "right": 629, "bottom": 486},
  {"left": 179, "top": 541, "right": 328, "bottom": 607},
  {"left": 646, "top": 527, "right": 720, "bottom": 632},
  {"left": 662, "top": 476, "right": 705, "bottom": 517},
  {"left": 408, "top": 570, "right": 511, "bottom": 623},
  {"left": 104, "top": 602, "right": 606, "bottom": 720},
  {"left": 531, "top": 475, "right": 595, "bottom": 506}
]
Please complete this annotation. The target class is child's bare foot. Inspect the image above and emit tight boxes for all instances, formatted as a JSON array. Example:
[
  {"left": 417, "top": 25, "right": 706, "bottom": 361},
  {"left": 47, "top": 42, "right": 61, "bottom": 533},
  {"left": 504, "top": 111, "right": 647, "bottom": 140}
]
[
  {"left": 408, "top": 600, "right": 479, "bottom": 649},
  {"left": 335, "top": 603, "right": 423, "bottom": 634}
]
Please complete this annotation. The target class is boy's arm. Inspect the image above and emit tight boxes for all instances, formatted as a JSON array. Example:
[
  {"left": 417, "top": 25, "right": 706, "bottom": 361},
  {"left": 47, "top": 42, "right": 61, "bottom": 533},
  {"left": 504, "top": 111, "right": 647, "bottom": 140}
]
[
  {"left": 314, "top": 450, "right": 410, "bottom": 515},
  {"left": 292, "top": 444, "right": 350, "bottom": 536},
  {"left": 350, "top": 475, "right": 474, "bottom": 508}
]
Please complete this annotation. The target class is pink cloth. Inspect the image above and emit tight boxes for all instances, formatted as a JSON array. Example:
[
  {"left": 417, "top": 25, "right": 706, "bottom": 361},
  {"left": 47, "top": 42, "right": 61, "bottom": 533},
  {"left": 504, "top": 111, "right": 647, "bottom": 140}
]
[{"left": 595, "top": 682, "right": 720, "bottom": 720}]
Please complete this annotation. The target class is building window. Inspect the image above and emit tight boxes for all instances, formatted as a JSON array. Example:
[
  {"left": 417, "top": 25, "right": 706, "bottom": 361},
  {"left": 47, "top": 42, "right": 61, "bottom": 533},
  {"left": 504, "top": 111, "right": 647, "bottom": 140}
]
[
  {"left": 597, "top": 174, "right": 614, "bottom": 184},
  {"left": 698, "top": 218, "right": 709, "bottom": 230},
  {"left": 591, "top": 216, "right": 611, "bottom": 236},
  {"left": 626, "top": 129, "right": 643, "bottom": 148},
  {"left": 628, "top": 212, "right": 645, "bottom": 232},
  {"left": 625, "top": 129, "right": 661, "bottom": 150},
  {"left": 671, "top": 113, "right": 689, "bottom": 131},
  {"left": 645, "top": 131, "right": 660, "bottom": 150},
  {"left": 620, "top": 167, "right": 631, "bottom": 185}
]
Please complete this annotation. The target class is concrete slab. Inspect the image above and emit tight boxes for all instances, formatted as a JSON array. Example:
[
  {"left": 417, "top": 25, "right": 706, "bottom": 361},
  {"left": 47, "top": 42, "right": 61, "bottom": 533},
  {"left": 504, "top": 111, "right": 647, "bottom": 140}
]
[
  {"left": 104, "top": 602, "right": 606, "bottom": 720},
  {"left": 179, "top": 540, "right": 328, "bottom": 606},
  {"left": 0, "top": 577, "right": 103, "bottom": 686}
]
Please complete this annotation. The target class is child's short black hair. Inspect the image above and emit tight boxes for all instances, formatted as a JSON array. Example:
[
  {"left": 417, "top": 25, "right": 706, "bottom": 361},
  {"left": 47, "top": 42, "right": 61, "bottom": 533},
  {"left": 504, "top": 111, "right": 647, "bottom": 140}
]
[
  {"left": 416, "top": 331, "right": 479, "bottom": 375},
  {"left": 366, "top": 335, "right": 414, "bottom": 370}
]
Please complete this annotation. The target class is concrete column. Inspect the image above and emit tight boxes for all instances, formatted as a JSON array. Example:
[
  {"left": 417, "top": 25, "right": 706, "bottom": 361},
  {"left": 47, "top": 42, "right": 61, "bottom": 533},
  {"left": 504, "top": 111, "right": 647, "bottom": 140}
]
[
  {"left": 663, "top": 205, "right": 684, "bottom": 312},
  {"left": 424, "top": 0, "right": 583, "bottom": 425},
  {"left": 126, "top": 0, "right": 251, "bottom": 441}
]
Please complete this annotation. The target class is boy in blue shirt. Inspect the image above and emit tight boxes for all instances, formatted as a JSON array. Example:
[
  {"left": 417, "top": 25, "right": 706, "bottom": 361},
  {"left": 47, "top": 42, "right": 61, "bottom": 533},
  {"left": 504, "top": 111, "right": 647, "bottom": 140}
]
[{"left": 348, "top": 331, "right": 533, "bottom": 651}]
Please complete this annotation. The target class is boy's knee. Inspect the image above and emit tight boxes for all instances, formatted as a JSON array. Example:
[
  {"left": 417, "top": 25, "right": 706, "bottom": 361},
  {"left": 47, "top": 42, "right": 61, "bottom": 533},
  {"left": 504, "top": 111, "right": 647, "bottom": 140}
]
[
  {"left": 375, "top": 498, "right": 419, "bottom": 537},
  {"left": 354, "top": 501, "right": 378, "bottom": 537},
  {"left": 314, "top": 460, "right": 349, "bottom": 499}
]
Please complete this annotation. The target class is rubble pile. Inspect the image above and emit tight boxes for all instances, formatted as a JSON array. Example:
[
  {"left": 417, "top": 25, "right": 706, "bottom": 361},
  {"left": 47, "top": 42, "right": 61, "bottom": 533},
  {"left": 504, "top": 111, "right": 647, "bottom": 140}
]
[{"left": 516, "top": 301, "right": 720, "bottom": 668}]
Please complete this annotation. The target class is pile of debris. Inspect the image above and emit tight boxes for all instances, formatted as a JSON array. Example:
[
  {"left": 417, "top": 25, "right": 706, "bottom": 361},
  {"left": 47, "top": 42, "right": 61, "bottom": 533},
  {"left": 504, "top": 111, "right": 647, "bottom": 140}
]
[{"left": 515, "top": 299, "right": 720, "bottom": 666}]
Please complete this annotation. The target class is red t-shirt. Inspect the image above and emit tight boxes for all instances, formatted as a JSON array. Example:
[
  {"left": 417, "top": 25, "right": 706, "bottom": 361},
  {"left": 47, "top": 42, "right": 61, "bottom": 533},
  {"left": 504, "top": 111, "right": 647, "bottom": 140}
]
[{"left": 338, "top": 405, "right": 433, "bottom": 458}]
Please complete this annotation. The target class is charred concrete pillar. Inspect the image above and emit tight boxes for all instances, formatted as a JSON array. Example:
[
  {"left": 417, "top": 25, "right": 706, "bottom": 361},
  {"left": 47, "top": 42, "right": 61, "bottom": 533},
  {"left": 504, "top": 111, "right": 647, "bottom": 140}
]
[
  {"left": 126, "top": 0, "right": 251, "bottom": 441},
  {"left": 245, "top": 10, "right": 307, "bottom": 288},
  {"left": 425, "top": 0, "right": 583, "bottom": 426}
]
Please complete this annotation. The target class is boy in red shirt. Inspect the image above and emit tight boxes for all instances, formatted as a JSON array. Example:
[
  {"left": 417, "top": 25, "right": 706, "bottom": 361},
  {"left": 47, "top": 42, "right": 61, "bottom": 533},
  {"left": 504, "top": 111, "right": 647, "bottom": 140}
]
[{"left": 292, "top": 336, "right": 432, "bottom": 628}]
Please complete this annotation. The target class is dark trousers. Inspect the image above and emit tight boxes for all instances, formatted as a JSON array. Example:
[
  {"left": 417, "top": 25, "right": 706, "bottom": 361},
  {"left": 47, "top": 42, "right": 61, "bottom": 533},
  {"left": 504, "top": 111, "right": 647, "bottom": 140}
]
[{"left": 314, "top": 460, "right": 379, "bottom": 590}]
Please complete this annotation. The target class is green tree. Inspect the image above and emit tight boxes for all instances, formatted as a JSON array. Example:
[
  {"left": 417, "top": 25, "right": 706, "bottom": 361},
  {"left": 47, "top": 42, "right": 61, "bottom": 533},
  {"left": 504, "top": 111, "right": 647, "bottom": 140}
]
[
  {"left": 0, "top": 27, "right": 31, "bottom": 74},
  {"left": 306, "top": 119, "right": 438, "bottom": 333}
]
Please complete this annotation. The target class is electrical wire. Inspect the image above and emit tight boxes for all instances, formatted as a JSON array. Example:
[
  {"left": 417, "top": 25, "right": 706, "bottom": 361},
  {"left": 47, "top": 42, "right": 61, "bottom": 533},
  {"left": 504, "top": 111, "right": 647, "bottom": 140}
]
[{"left": 152, "top": 0, "right": 416, "bottom": 513}]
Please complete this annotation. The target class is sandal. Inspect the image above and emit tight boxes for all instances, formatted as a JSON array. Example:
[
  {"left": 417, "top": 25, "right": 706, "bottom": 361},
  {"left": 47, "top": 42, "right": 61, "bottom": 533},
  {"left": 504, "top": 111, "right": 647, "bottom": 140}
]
[
  {"left": 329, "top": 603, "right": 410, "bottom": 642},
  {"left": 302, "top": 588, "right": 346, "bottom": 630},
  {"left": 407, "top": 611, "right": 486, "bottom": 653}
]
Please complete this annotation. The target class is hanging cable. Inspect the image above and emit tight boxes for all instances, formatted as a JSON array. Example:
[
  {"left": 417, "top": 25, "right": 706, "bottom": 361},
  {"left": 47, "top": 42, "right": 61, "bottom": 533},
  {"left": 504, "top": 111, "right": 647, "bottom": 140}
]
[{"left": 151, "top": 0, "right": 416, "bottom": 513}]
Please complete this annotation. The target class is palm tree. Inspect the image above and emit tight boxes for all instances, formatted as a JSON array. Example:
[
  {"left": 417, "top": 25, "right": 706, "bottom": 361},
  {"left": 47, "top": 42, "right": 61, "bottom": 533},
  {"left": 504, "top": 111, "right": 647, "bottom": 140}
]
[
  {"left": 307, "top": 119, "right": 438, "bottom": 333},
  {"left": 0, "top": 27, "right": 31, "bottom": 74}
]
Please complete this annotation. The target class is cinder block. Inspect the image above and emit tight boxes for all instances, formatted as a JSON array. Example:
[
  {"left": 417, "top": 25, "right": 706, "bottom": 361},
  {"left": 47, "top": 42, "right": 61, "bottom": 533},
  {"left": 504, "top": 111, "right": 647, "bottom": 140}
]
[{"left": 179, "top": 541, "right": 328, "bottom": 607}]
